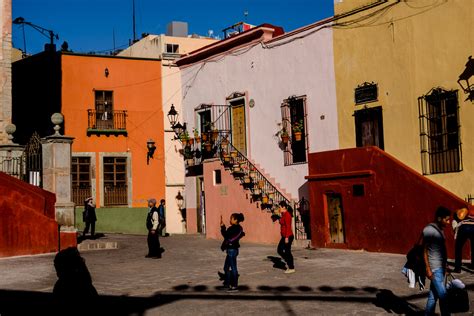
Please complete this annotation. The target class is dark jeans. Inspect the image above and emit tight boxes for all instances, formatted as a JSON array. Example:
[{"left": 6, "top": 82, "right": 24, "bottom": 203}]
[
  {"left": 277, "top": 235, "right": 294, "bottom": 269},
  {"left": 455, "top": 224, "right": 474, "bottom": 270},
  {"left": 224, "top": 248, "right": 239, "bottom": 287},
  {"left": 83, "top": 221, "right": 95, "bottom": 236},
  {"left": 147, "top": 231, "right": 161, "bottom": 257}
]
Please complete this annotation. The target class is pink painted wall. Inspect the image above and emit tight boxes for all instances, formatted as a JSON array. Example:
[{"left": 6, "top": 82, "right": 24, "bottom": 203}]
[{"left": 203, "top": 159, "right": 280, "bottom": 244}]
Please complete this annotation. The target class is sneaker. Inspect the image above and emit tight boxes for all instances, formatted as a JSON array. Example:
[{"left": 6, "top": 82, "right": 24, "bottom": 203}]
[
  {"left": 227, "top": 286, "right": 239, "bottom": 293},
  {"left": 284, "top": 269, "right": 296, "bottom": 274}
]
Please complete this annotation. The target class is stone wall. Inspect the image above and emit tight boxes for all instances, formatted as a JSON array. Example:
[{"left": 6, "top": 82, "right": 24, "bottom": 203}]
[{"left": 0, "top": 0, "right": 12, "bottom": 144}]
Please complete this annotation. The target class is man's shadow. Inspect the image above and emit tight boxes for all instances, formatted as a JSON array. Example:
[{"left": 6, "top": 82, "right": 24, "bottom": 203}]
[{"left": 266, "top": 256, "right": 287, "bottom": 270}]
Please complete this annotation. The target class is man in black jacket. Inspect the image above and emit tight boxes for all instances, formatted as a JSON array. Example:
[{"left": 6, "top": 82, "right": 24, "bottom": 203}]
[{"left": 146, "top": 198, "right": 161, "bottom": 259}]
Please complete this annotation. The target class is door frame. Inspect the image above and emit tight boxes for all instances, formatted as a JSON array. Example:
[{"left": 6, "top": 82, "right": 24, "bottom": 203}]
[
  {"left": 323, "top": 191, "right": 347, "bottom": 247},
  {"left": 227, "top": 92, "right": 248, "bottom": 155}
]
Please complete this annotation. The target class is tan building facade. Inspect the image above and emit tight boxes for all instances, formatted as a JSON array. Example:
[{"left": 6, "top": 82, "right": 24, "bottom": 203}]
[
  {"left": 119, "top": 33, "right": 216, "bottom": 234},
  {"left": 0, "top": 0, "right": 12, "bottom": 143},
  {"left": 333, "top": 0, "right": 474, "bottom": 199}
]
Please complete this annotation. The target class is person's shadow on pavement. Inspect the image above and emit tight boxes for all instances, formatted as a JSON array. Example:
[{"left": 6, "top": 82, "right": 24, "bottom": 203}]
[{"left": 266, "top": 256, "right": 287, "bottom": 270}]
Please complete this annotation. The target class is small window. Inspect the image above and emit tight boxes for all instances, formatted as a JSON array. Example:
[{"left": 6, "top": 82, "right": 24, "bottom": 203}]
[
  {"left": 418, "top": 89, "right": 462, "bottom": 175},
  {"left": 165, "top": 44, "right": 179, "bottom": 54},
  {"left": 281, "top": 96, "right": 308, "bottom": 165},
  {"left": 214, "top": 170, "right": 222, "bottom": 185},
  {"left": 353, "top": 184, "right": 365, "bottom": 197}
]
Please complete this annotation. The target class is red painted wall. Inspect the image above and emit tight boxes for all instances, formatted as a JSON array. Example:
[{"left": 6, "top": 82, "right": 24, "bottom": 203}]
[
  {"left": 306, "top": 147, "right": 468, "bottom": 257},
  {"left": 203, "top": 160, "right": 280, "bottom": 244},
  {"left": 0, "top": 172, "right": 76, "bottom": 257}
]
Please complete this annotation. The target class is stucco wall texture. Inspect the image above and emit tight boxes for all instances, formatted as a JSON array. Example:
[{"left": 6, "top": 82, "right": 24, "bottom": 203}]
[
  {"left": 307, "top": 147, "right": 469, "bottom": 258},
  {"left": 333, "top": 0, "right": 474, "bottom": 200},
  {"left": 0, "top": 172, "right": 76, "bottom": 257}
]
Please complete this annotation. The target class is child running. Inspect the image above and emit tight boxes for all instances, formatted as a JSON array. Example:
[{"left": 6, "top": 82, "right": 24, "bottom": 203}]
[{"left": 220, "top": 213, "right": 245, "bottom": 293}]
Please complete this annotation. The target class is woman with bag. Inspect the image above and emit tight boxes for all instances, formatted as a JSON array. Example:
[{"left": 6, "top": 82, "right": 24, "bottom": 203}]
[{"left": 220, "top": 213, "right": 245, "bottom": 293}]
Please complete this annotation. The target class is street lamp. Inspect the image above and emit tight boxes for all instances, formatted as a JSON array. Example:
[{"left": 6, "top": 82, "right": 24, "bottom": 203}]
[
  {"left": 146, "top": 139, "right": 156, "bottom": 165},
  {"left": 13, "top": 17, "right": 59, "bottom": 53},
  {"left": 175, "top": 191, "right": 184, "bottom": 210},
  {"left": 167, "top": 104, "right": 179, "bottom": 127}
]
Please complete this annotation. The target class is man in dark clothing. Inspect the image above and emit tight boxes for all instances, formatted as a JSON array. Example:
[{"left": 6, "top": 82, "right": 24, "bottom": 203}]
[
  {"left": 157, "top": 199, "right": 166, "bottom": 236},
  {"left": 83, "top": 197, "right": 97, "bottom": 238},
  {"left": 146, "top": 198, "right": 162, "bottom": 259}
]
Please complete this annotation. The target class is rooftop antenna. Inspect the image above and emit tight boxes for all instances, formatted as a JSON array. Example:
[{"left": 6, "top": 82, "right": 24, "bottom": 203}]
[
  {"left": 113, "top": 27, "right": 116, "bottom": 54},
  {"left": 132, "top": 0, "right": 137, "bottom": 42}
]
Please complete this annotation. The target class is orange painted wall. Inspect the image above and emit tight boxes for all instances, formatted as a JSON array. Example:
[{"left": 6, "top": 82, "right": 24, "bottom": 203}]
[{"left": 60, "top": 54, "right": 164, "bottom": 208}]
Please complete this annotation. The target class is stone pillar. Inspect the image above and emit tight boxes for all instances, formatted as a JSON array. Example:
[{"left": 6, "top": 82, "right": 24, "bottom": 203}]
[
  {"left": 0, "top": 0, "right": 13, "bottom": 144},
  {"left": 41, "top": 113, "right": 75, "bottom": 231},
  {"left": 0, "top": 124, "right": 24, "bottom": 176}
]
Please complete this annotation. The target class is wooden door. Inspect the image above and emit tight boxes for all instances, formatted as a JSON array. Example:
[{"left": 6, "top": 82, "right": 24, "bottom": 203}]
[
  {"left": 231, "top": 101, "right": 246, "bottom": 154},
  {"left": 355, "top": 106, "right": 384, "bottom": 150},
  {"left": 326, "top": 193, "right": 345, "bottom": 243}
]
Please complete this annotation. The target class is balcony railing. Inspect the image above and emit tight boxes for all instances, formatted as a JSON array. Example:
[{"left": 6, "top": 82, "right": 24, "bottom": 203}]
[{"left": 87, "top": 110, "right": 127, "bottom": 136}]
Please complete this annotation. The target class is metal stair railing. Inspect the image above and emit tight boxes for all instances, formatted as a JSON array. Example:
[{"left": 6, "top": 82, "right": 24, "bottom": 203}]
[{"left": 217, "top": 141, "right": 292, "bottom": 212}]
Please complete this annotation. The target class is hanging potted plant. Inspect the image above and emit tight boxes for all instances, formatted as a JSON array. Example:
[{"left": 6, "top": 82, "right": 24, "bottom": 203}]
[
  {"left": 188, "top": 137, "right": 195, "bottom": 146},
  {"left": 279, "top": 127, "right": 290, "bottom": 144},
  {"left": 204, "top": 142, "right": 212, "bottom": 152},
  {"left": 193, "top": 128, "right": 201, "bottom": 143},
  {"left": 184, "top": 147, "right": 194, "bottom": 166},
  {"left": 292, "top": 120, "right": 304, "bottom": 142},
  {"left": 211, "top": 125, "right": 219, "bottom": 142},
  {"left": 232, "top": 163, "right": 241, "bottom": 173},
  {"left": 249, "top": 166, "right": 257, "bottom": 179},
  {"left": 201, "top": 132, "right": 208, "bottom": 142},
  {"left": 180, "top": 130, "right": 190, "bottom": 145}
]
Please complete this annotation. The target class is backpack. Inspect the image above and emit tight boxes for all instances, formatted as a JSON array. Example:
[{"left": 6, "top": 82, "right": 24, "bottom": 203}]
[{"left": 146, "top": 209, "right": 158, "bottom": 231}]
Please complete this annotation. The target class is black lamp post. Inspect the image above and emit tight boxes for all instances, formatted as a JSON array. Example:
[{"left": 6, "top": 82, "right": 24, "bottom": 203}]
[
  {"left": 147, "top": 139, "right": 156, "bottom": 164},
  {"left": 175, "top": 191, "right": 184, "bottom": 210}
]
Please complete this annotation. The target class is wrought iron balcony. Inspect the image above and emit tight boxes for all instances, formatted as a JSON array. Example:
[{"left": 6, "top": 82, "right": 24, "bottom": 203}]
[{"left": 87, "top": 110, "right": 127, "bottom": 136}]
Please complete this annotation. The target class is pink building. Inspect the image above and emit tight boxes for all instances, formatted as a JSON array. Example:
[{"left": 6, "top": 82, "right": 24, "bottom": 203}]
[{"left": 175, "top": 20, "right": 339, "bottom": 244}]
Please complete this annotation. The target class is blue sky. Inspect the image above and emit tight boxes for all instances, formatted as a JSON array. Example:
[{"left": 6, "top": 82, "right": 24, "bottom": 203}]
[{"left": 12, "top": 0, "right": 334, "bottom": 55}]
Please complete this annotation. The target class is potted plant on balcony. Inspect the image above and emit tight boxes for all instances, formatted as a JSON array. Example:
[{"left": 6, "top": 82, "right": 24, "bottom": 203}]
[
  {"left": 279, "top": 127, "right": 290, "bottom": 145},
  {"left": 292, "top": 120, "right": 304, "bottom": 142},
  {"left": 204, "top": 142, "right": 212, "bottom": 152},
  {"left": 193, "top": 128, "right": 200, "bottom": 143},
  {"left": 262, "top": 194, "right": 269, "bottom": 204},
  {"left": 252, "top": 188, "right": 261, "bottom": 196},
  {"left": 183, "top": 147, "right": 194, "bottom": 166},
  {"left": 230, "top": 150, "right": 238, "bottom": 158},
  {"left": 222, "top": 151, "right": 231, "bottom": 163},
  {"left": 201, "top": 131, "right": 208, "bottom": 142},
  {"left": 258, "top": 180, "right": 265, "bottom": 189},
  {"left": 188, "top": 137, "right": 195, "bottom": 146},
  {"left": 209, "top": 124, "right": 218, "bottom": 142},
  {"left": 232, "top": 163, "right": 241, "bottom": 173},
  {"left": 180, "top": 130, "right": 190, "bottom": 146}
]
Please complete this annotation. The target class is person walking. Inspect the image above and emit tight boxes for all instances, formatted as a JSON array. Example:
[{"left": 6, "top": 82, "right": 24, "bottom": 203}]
[
  {"left": 157, "top": 199, "right": 166, "bottom": 237},
  {"left": 146, "top": 198, "right": 162, "bottom": 259},
  {"left": 277, "top": 201, "right": 295, "bottom": 274},
  {"left": 424, "top": 206, "right": 451, "bottom": 316},
  {"left": 452, "top": 207, "right": 474, "bottom": 273},
  {"left": 82, "top": 197, "right": 97, "bottom": 239},
  {"left": 220, "top": 213, "right": 245, "bottom": 293}
]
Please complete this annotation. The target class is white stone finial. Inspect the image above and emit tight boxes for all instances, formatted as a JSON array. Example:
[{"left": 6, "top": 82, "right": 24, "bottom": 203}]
[
  {"left": 5, "top": 124, "right": 16, "bottom": 144},
  {"left": 51, "top": 113, "right": 64, "bottom": 136}
]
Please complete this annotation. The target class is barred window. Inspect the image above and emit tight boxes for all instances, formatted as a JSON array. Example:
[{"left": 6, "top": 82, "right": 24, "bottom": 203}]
[
  {"left": 103, "top": 157, "right": 128, "bottom": 206},
  {"left": 72, "top": 157, "right": 92, "bottom": 205},
  {"left": 281, "top": 96, "right": 308, "bottom": 166},
  {"left": 418, "top": 89, "right": 462, "bottom": 175}
]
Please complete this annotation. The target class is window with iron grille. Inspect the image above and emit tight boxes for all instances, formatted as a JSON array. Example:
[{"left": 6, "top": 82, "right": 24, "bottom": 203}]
[
  {"left": 281, "top": 96, "right": 308, "bottom": 166},
  {"left": 72, "top": 157, "right": 92, "bottom": 205},
  {"left": 418, "top": 88, "right": 462, "bottom": 175},
  {"left": 103, "top": 157, "right": 128, "bottom": 206}
]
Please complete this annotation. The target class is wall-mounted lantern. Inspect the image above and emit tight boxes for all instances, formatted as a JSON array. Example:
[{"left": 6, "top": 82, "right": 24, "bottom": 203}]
[
  {"left": 147, "top": 138, "right": 156, "bottom": 164},
  {"left": 167, "top": 104, "right": 178, "bottom": 127},
  {"left": 105, "top": 67, "right": 110, "bottom": 78},
  {"left": 175, "top": 191, "right": 184, "bottom": 210}
]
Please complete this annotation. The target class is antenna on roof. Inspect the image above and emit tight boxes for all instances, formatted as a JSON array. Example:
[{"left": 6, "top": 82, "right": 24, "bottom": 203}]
[{"left": 132, "top": 0, "right": 137, "bottom": 42}]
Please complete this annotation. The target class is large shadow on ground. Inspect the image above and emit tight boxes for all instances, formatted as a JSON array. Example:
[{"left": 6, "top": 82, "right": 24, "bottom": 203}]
[{"left": 0, "top": 282, "right": 454, "bottom": 315}]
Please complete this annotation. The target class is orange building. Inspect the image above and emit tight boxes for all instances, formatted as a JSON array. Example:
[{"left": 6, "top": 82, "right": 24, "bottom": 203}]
[{"left": 12, "top": 52, "right": 164, "bottom": 234}]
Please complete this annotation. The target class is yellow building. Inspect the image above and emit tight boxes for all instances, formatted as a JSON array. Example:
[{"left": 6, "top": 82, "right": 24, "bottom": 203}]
[{"left": 333, "top": 0, "right": 474, "bottom": 200}]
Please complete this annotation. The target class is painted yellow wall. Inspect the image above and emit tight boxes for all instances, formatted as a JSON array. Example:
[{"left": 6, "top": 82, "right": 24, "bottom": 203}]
[{"left": 333, "top": 0, "right": 474, "bottom": 199}]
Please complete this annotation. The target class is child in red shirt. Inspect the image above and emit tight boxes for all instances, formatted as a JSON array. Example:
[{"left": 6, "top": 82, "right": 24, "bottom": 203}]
[{"left": 277, "top": 201, "right": 295, "bottom": 274}]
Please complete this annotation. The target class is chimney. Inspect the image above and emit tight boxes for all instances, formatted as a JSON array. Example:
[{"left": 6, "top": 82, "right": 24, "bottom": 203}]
[{"left": 166, "top": 22, "right": 188, "bottom": 37}]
